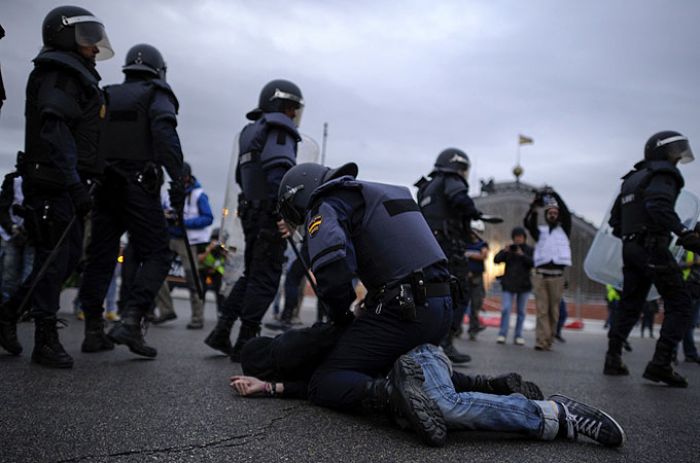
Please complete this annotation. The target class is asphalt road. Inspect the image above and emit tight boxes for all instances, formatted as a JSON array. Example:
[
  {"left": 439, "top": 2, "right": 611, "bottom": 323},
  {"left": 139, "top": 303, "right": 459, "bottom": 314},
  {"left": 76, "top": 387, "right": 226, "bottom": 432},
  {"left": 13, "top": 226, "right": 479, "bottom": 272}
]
[{"left": 2, "top": 290, "right": 699, "bottom": 463}]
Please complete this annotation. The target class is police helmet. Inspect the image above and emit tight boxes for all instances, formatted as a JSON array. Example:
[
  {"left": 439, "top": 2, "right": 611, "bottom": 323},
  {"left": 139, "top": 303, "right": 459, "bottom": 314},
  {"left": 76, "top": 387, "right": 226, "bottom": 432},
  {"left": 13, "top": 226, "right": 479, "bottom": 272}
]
[
  {"left": 644, "top": 131, "right": 694, "bottom": 164},
  {"left": 42, "top": 5, "right": 113, "bottom": 61},
  {"left": 434, "top": 148, "right": 470, "bottom": 175},
  {"left": 123, "top": 43, "right": 166, "bottom": 79},
  {"left": 278, "top": 162, "right": 358, "bottom": 225},
  {"left": 247, "top": 79, "right": 304, "bottom": 125}
]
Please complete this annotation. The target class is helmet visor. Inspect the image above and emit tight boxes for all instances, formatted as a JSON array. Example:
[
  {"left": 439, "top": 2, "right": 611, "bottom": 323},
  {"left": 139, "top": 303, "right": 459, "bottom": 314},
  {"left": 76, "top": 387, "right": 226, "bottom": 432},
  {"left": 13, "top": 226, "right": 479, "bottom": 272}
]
[
  {"left": 278, "top": 184, "right": 306, "bottom": 226},
  {"left": 659, "top": 135, "right": 694, "bottom": 164},
  {"left": 292, "top": 106, "right": 304, "bottom": 127},
  {"left": 69, "top": 18, "right": 113, "bottom": 61}
]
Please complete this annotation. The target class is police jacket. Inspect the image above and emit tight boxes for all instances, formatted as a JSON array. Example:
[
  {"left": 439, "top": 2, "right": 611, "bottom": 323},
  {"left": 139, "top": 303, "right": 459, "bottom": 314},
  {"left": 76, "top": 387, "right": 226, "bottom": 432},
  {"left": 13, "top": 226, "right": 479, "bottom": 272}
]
[
  {"left": 23, "top": 49, "right": 104, "bottom": 189},
  {"left": 304, "top": 177, "right": 448, "bottom": 322},
  {"left": 609, "top": 160, "right": 685, "bottom": 238},
  {"left": 236, "top": 112, "right": 301, "bottom": 204},
  {"left": 100, "top": 76, "right": 183, "bottom": 182},
  {"left": 416, "top": 171, "right": 480, "bottom": 240},
  {"left": 493, "top": 244, "right": 534, "bottom": 293}
]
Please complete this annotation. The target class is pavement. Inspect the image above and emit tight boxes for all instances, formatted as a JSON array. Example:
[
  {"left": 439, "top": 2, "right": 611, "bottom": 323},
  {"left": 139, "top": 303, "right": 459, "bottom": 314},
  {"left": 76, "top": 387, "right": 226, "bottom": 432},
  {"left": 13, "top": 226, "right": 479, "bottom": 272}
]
[{"left": 2, "top": 289, "right": 700, "bottom": 463}]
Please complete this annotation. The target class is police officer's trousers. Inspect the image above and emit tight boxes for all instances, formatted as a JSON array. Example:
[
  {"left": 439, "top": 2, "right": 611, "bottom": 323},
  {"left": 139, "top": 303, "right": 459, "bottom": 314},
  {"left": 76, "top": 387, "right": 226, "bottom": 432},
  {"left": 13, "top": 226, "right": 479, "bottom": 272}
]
[
  {"left": 609, "top": 240, "right": 693, "bottom": 358},
  {"left": 307, "top": 296, "right": 452, "bottom": 411},
  {"left": 219, "top": 208, "right": 286, "bottom": 328},
  {"left": 79, "top": 177, "right": 171, "bottom": 318}
]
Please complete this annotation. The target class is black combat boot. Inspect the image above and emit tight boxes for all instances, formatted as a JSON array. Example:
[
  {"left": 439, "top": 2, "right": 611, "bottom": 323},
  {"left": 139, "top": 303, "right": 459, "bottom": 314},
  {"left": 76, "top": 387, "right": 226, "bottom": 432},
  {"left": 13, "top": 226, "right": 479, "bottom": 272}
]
[
  {"left": 32, "top": 317, "right": 73, "bottom": 368},
  {"left": 642, "top": 342, "right": 688, "bottom": 387},
  {"left": 440, "top": 333, "right": 471, "bottom": 364},
  {"left": 549, "top": 394, "right": 626, "bottom": 447},
  {"left": 389, "top": 355, "right": 448, "bottom": 447},
  {"left": 81, "top": 314, "right": 114, "bottom": 353},
  {"left": 603, "top": 352, "right": 629, "bottom": 376},
  {"left": 452, "top": 371, "right": 544, "bottom": 400},
  {"left": 230, "top": 322, "right": 259, "bottom": 363},
  {"left": 107, "top": 314, "right": 157, "bottom": 358},
  {"left": 0, "top": 301, "right": 22, "bottom": 355},
  {"left": 204, "top": 318, "right": 234, "bottom": 355}
]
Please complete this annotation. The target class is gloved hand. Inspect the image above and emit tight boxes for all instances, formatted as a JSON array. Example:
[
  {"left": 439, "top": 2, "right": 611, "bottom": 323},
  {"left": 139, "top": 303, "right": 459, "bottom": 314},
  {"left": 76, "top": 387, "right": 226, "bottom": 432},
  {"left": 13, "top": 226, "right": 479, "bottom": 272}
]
[
  {"left": 168, "top": 181, "right": 186, "bottom": 215},
  {"left": 68, "top": 182, "right": 93, "bottom": 218},
  {"left": 677, "top": 230, "right": 700, "bottom": 253}
]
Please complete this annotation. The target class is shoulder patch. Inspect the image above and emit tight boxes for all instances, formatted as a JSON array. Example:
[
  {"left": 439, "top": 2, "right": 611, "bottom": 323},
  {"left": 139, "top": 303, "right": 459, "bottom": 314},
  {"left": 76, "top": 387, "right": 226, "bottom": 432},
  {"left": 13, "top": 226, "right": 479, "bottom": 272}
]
[{"left": 308, "top": 215, "right": 323, "bottom": 237}]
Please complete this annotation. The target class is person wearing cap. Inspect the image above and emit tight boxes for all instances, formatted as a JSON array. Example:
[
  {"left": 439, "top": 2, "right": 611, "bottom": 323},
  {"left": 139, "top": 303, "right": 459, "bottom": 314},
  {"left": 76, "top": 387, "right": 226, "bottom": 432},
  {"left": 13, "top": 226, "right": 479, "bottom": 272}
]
[
  {"left": 524, "top": 188, "right": 571, "bottom": 352},
  {"left": 494, "top": 226, "right": 534, "bottom": 345},
  {"left": 204, "top": 79, "right": 304, "bottom": 361},
  {"left": 0, "top": 6, "right": 113, "bottom": 367},
  {"left": 76, "top": 43, "right": 185, "bottom": 359},
  {"left": 604, "top": 131, "right": 699, "bottom": 387}
]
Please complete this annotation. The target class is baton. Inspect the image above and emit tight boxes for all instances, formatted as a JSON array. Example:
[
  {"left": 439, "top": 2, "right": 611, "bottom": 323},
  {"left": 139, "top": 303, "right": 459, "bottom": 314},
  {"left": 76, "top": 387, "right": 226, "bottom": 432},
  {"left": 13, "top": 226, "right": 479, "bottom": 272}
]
[
  {"left": 17, "top": 183, "right": 97, "bottom": 320},
  {"left": 178, "top": 211, "right": 206, "bottom": 302}
]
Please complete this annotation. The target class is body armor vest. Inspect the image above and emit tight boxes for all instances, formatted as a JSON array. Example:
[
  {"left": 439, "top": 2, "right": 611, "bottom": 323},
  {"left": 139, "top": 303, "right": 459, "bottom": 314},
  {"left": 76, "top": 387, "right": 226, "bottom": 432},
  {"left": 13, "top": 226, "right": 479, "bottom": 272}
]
[
  {"left": 101, "top": 79, "right": 176, "bottom": 162},
  {"left": 620, "top": 161, "right": 683, "bottom": 236},
  {"left": 24, "top": 50, "right": 104, "bottom": 184},
  {"left": 238, "top": 113, "right": 300, "bottom": 201},
  {"left": 309, "top": 178, "right": 446, "bottom": 289},
  {"left": 417, "top": 172, "right": 468, "bottom": 237}
]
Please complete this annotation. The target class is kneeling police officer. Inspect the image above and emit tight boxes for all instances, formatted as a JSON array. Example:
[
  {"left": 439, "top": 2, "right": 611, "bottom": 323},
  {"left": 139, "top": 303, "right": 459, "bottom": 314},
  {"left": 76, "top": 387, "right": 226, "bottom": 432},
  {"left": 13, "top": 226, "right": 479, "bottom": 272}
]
[
  {"left": 78, "top": 44, "right": 185, "bottom": 358},
  {"left": 605, "top": 131, "right": 699, "bottom": 387},
  {"left": 277, "top": 162, "right": 453, "bottom": 445},
  {"left": 0, "top": 6, "right": 112, "bottom": 367}
]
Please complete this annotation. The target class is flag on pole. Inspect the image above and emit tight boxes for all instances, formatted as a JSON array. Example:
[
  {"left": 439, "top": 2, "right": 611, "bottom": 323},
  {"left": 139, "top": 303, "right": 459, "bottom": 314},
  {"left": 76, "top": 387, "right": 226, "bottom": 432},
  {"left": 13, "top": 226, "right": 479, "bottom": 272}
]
[{"left": 518, "top": 134, "right": 534, "bottom": 145}]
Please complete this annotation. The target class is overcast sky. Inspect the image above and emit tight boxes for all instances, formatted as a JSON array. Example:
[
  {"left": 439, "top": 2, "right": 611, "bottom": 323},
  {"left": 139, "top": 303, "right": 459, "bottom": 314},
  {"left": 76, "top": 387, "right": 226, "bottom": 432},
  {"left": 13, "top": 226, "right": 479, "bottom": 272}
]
[{"left": 1, "top": 0, "right": 699, "bottom": 226}]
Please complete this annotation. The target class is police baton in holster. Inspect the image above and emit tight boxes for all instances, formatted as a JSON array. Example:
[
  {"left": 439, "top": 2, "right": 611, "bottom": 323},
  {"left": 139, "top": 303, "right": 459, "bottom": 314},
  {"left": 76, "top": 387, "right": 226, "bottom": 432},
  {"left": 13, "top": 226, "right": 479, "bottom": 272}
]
[
  {"left": 177, "top": 210, "right": 206, "bottom": 302},
  {"left": 16, "top": 182, "right": 98, "bottom": 321}
]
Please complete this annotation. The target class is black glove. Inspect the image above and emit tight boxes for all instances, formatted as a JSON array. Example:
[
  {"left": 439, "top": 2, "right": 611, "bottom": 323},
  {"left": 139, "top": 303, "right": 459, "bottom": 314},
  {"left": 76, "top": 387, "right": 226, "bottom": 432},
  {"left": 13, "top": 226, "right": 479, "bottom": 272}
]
[
  {"left": 677, "top": 230, "right": 700, "bottom": 253},
  {"left": 168, "top": 181, "right": 186, "bottom": 214},
  {"left": 68, "top": 182, "right": 93, "bottom": 218}
]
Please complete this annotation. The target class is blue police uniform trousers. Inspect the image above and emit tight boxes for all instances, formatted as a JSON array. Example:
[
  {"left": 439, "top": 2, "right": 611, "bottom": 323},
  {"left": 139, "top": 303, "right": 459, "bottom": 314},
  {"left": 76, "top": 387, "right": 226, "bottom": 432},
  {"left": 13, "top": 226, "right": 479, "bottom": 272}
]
[{"left": 307, "top": 295, "right": 452, "bottom": 410}]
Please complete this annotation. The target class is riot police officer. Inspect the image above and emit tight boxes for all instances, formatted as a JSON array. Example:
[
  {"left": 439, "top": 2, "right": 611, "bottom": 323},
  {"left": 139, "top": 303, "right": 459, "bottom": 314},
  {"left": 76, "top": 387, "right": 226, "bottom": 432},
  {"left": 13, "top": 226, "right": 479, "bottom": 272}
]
[
  {"left": 605, "top": 131, "right": 700, "bottom": 387},
  {"left": 0, "top": 6, "right": 112, "bottom": 367},
  {"left": 205, "top": 79, "right": 303, "bottom": 361},
  {"left": 276, "top": 161, "right": 453, "bottom": 445},
  {"left": 415, "top": 148, "right": 482, "bottom": 363},
  {"left": 77, "top": 43, "right": 185, "bottom": 358}
]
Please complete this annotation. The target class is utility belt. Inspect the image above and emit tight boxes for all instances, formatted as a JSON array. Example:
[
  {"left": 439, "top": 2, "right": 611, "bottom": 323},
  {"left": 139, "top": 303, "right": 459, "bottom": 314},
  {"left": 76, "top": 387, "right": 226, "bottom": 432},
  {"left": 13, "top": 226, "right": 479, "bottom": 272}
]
[
  {"left": 365, "top": 270, "right": 452, "bottom": 321},
  {"left": 622, "top": 232, "right": 671, "bottom": 249},
  {"left": 107, "top": 162, "right": 163, "bottom": 194},
  {"left": 238, "top": 193, "right": 273, "bottom": 213},
  {"left": 21, "top": 160, "right": 68, "bottom": 191},
  {"left": 535, "top": 268, "right": 564, "bottom": 278}
]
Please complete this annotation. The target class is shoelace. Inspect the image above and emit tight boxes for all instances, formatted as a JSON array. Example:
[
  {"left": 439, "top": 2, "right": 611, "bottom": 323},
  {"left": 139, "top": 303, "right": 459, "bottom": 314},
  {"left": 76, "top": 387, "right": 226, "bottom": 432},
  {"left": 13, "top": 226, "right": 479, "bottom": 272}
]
[{"left": 572, "top": 413, "right": 603, "bottom": 440}]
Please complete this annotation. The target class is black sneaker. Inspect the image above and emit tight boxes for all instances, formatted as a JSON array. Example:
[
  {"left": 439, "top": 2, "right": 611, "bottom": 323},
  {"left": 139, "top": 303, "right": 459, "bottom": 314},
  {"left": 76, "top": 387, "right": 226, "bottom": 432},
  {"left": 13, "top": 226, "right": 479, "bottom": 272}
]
[
  {"left": 642, "top": 362, "right": 688, "bottom": 388},
  {"left": 389, "top": 355, "right": 447, "bottom": 447},
  {"left": 603, "top": 353, "right": 629, "bottom": 376},
  {"left": 549, "top": 394, "right": 626, "bottom": 447},
  {"left": 108, "top": 322, "right": 157, "bottom": 358}
]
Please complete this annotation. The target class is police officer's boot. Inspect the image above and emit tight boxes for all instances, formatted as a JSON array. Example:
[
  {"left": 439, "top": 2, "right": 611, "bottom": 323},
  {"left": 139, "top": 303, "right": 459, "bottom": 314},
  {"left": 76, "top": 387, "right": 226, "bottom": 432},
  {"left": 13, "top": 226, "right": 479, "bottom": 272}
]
[
  {"left": 230, "top": 322, "right": 259, "bottom": 363},
  {"left": 643, "top": 342, "right": 688, "bottom": 387},
  {"left": 451, "top": 371, "right": 544, "bottom": 400},
  {"left": 81, "top": 314, "right": 114, "bottom": 353},
  {"left": 603, "top": 352, "right": 629, "bottom": 375},
  {"left": 31, "top": 317, "right": 73, "bottom": 368},
  {"left": 363, "top": 355, "right": 447, "bottom": 447},
  {"left": 0, "top": 300, "right": 22, "bottom": 355},
  {"left": 204, "top": 318, "right": 234, "bottom": 355},
  {"left": 440, "top": 333, "right": 471, "bottom": 364},
  {"left": 107, "top": 313, "right": 157, "bottom": 358}
]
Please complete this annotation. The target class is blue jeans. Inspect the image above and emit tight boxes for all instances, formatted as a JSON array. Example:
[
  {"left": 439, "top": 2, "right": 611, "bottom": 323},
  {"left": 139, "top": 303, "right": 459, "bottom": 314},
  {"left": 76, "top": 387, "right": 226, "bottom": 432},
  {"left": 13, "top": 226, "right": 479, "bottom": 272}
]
[
  {"left": 407, "top": 344, "right": 560, "bottom": 440},
  {"left": 498, "top": 291, "right": 530, "bottom": 339},
  {"left": 1, "top": 238, "right": 35, "bottom": 303}
]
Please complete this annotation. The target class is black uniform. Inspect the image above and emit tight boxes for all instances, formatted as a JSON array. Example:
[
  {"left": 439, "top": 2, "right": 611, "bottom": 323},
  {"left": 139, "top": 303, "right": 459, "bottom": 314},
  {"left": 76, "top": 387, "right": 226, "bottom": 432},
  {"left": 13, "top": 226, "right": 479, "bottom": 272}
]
[
  {"left": 606, "top": 160, "right": 693, "bottom": 384},
  {"left": 77, "top": 74, "right": 183, "bottom": 356},
  {"left": 0, "top": 49, "right": 103, "bottom": 366}
]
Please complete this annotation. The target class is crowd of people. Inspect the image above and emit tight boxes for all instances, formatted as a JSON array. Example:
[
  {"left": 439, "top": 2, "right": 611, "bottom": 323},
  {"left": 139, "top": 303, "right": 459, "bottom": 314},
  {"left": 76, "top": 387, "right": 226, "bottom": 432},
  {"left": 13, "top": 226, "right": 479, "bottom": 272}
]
[{"left": 1, "top": 4, "right": 699, "bottom": 449}]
